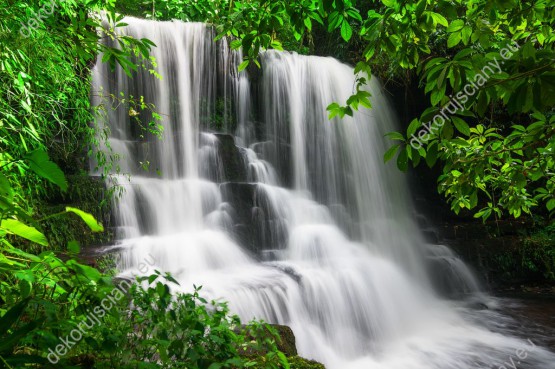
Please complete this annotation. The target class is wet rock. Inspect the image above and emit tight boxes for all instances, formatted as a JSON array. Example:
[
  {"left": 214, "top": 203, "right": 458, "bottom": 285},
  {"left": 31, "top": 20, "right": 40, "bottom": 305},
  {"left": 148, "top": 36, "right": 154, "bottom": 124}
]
[
  {"left": 214, "top": 133, "right": 247, "bottom": 182},
  {"left": 468, "top": 302, "right": 489, "bottom": 310},
  {"left": 220, "top": 182, "right": 258, "bottom": 224},
  {"left": 220, "top": 182, "right": 258, "bottom": 252},
  {"left": 220, "top": 182, "right": 288, "bottom": 254}
]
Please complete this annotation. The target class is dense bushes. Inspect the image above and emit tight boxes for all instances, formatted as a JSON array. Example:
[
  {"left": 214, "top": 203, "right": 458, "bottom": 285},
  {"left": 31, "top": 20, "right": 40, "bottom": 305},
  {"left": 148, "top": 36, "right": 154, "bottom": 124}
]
[
  {"left": 0, "top": 245, "right": 291, "bottom": 368},
  {"left": 520, "top": 220, "right": 555, "bottom": 281}
]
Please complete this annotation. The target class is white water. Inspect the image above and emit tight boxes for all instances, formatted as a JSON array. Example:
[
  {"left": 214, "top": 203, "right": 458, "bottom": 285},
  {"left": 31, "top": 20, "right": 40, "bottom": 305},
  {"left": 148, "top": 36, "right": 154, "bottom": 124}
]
[{"left": 92, "top": 18, "right": 555, "bottom": 369}]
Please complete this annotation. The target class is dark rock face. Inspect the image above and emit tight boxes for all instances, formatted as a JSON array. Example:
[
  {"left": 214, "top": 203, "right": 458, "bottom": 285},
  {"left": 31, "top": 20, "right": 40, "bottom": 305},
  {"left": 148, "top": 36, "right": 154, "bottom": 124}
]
[
  {"left": 214, "top": 133, "right": 247, "bottom": 182},
  {"left": 434, "top": 218, "right": 554, "bottom": 289},
  {"left": 220, "top": 182, "right": 288, "bottom": 255},
  {"left": 220, "top": 182, "right": 258, "bottom": 252}
]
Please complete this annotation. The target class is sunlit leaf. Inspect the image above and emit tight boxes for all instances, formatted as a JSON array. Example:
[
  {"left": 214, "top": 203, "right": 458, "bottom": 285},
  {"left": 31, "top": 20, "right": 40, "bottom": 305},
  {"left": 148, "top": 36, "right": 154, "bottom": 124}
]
[
  {"left": 24, "top": 150, "right": 68, "bottom": 192},
  {"left": 65, "top": 207, "right": 104, "bottom": 232},
  {"left": 0, "top": 219, "right": 47, "bottom": 246}
]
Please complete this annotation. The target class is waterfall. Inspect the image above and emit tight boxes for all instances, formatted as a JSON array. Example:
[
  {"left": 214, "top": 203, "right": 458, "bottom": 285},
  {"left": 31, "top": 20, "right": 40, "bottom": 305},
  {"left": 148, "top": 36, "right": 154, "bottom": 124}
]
[{"left": 91, "top": 18, "right": 555, "bottom": 369}]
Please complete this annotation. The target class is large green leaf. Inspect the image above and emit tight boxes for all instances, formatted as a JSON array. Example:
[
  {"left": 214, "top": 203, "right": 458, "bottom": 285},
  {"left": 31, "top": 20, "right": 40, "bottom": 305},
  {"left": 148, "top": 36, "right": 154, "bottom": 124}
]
[
  {"left": 24, "top": 150, "right": 68, "bottom": 191},
  {"left": 65, "top": 207, "right": 104, "bottom": 232},
  {"left": 384, "top": 144, "right": 400, "bottom": 163},
  {"left": 406, "top": 118, "right": 421, "bottom": 137},
  {"left": 426, "top": 142, "right": 438, "bottom": 168},
  {"left": 447, "top": 32, "right": 462, "bottom": 48},
  {"left": 341, "top": 21, "right": 353, "bottom": 41},
  {"left": 381, "top": 0, "right": 396, "bottom": 7},
  {"left": 3, "top": 246, "right": 41, "bottom": 262},
  {"left": 396, "top": 147, "right": 409, "bottom": 171},
  {"left": 0, "top": 219, "right": 48, "bottom": 246},
  {"left": 451, "top": 117, "right": 470, "bottom": 136},
  {"left": 67, "top": 260, "right": 102, "bottom": 282},
  {"left": 447, "top": 19, "right": 464, "bottom": 33}
]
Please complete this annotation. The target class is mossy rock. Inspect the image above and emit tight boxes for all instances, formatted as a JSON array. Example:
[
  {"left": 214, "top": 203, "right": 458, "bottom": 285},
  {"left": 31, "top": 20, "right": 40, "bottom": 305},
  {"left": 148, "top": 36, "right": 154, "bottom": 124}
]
[
  {"left": 287, "top": 356, "right": 326, "bottom": 369},
  {"left": 272, "top": 325, "right": 297, "bottom": 357},
  {"left": 248, "top": 356, "right": 325, "bottom": 369},
  {"left": 239, "top": 324, "right": 297, "bottom": 357},
  {"left": 239, "top": 324, "right": 325, "bottom": 369}
]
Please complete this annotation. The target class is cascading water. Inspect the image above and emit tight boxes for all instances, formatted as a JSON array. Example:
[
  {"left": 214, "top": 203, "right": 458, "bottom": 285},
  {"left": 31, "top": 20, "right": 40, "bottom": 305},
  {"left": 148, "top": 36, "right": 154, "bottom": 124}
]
[{"left": 92, "top": 18, "right": 555, "bottom": 369}]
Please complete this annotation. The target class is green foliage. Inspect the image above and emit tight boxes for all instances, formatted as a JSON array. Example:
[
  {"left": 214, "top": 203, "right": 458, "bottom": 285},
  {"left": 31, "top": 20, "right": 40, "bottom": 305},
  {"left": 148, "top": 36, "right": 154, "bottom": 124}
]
[
  {"left": 37, "top": 174, "right": 114, "bottom": 251},
  {"left": 349, "top": 0, "right": 555, "bottom": 221},
  {"left": 84, "top": 273, "right": 290, "bottom": 369},
  {"left": 489, "top": 218, "right": 555, "bottom": 283},
  {"left": 1, "top": 0, "right": 157, "bottom": 214},
  {"left": 0, "top": 149, "right": 105, "bottom": 250},
  {"left": 1, "top": 248, "right": 292, "bottom": 368},
  {"left": 520, "top": 220, "right": 555, "bottom": 281},
  {"left": 25, "top": 150, "right": 69, "bottom": 192},
  {"left": 0, "top": 140, "right": 111, "bottom": 366},
  {"left": 123, "top": 0, "right": 361, "bottom": 61},
  {"left": 0, "top": 241, "right": 115, "bottom": 367},
  {"left": 216, "top": 0, "right": 361, "bottom": 63}
]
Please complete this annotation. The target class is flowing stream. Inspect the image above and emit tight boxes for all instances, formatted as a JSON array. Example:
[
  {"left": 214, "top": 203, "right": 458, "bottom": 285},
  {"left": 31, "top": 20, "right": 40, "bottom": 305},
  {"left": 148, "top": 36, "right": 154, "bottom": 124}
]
[{"left": 92, "top": 18, "right": 555, "bottom": 369}]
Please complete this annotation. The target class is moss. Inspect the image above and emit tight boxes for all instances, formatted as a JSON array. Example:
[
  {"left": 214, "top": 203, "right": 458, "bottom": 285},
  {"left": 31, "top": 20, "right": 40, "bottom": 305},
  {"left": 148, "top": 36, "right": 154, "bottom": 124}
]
[
  {"left": 272, "top": 325, "right": 297, "bottom": 357},
  {"left": 238, "top": 324, "right": 324, "bottom": 369},
  {"left": 239, "top": 324, "right": 297, "bottom": 357},
  {"left": 286, "top": 356, "right": 326, "bottom": 369},
  {"left": 248, "top": 356, "right": 326, "bottom": 369},
  {"left": 37, "top": 174, "right": 114, "bottom": 251}
]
